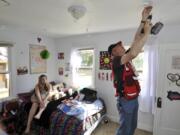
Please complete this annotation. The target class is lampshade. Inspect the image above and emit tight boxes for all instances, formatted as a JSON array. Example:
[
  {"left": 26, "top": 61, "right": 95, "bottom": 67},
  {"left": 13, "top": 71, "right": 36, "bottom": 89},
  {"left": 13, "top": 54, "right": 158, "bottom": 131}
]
[{"left": 68, "top": 5, "right": 87, "bottom": 20}]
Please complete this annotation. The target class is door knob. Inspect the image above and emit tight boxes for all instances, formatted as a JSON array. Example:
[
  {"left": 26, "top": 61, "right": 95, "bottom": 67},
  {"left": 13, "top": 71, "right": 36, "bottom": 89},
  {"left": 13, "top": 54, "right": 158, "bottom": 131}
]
[{"left": 157, "top": 97, "right": 162, "bottom": 108}]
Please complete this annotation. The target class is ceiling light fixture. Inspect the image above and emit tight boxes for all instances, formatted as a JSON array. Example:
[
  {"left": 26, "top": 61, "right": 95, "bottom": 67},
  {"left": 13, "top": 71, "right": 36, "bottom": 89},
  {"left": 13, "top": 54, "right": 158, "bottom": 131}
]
[
  {"left": 0, "top": 0, "right": 10, "bottom": 8},
  {"left": 68, "top": 4, "right": 87, "bottom": 20}
]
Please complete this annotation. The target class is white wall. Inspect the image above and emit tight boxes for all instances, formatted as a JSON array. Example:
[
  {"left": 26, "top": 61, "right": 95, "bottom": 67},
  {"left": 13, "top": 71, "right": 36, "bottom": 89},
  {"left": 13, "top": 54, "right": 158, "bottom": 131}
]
[{"left": 0, "top": 28, "right": 57, "bottom": 97}]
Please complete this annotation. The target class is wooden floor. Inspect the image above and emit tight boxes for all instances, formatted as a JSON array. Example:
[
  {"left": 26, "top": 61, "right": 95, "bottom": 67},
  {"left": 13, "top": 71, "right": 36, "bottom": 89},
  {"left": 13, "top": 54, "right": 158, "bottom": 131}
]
[{"left": 91, "top": 121, "right": 152, "bottom": 135}]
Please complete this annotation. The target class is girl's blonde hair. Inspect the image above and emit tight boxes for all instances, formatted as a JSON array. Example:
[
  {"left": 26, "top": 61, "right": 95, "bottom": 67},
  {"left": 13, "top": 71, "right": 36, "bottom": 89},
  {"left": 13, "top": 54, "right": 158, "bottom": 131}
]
[{"left": 38, "top": 74, "right": 48, "bottom": 91}]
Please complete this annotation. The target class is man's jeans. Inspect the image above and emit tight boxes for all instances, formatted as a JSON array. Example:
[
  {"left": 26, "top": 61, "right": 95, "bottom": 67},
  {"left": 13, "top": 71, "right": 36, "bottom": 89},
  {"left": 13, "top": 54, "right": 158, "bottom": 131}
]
[{"left": 116, "top": 97, "right": 139, "bottom": 135}]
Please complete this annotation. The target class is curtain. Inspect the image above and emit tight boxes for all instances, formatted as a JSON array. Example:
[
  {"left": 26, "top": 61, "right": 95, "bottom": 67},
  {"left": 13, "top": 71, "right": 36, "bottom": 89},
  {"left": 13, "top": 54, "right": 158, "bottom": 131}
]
[
  {"left": 70, "top": 50, "right": 82, "bottom": 88},
  {"left": 139, "top": 37, "right": 158, "bottom": 114},
  {"left": 70, "top": 49, "right": 94, "bottom": 89}
]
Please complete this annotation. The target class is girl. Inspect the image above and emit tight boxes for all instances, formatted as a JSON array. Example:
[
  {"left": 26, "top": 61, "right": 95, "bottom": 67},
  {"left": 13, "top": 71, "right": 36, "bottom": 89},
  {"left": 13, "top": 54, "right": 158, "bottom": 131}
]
[{"left": 24, "top": 74, "right": 50, "bottom": 134}]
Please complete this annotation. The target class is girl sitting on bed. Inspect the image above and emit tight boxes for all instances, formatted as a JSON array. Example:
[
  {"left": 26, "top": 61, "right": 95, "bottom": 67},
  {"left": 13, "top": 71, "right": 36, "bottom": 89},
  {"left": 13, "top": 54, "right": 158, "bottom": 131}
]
[{"left": 24, "top": 74, "right": 51, "bottom": 134}]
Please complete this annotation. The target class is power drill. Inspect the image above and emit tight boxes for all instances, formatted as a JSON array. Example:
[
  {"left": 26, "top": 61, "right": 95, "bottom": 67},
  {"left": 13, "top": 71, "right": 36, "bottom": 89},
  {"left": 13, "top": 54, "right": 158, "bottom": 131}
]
[
  {"left": 141, "top": 15, "right": 164, "bottom": 35},
  {"left": 151, "top": 22, "right": 164, "bottom": 35}
]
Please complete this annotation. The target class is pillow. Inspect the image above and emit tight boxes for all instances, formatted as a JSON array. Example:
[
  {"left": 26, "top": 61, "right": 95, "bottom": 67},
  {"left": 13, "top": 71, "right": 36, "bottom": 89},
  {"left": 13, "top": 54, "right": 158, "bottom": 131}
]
[{"left": 53, "top": 83, "right": 64, "bottom": 91}]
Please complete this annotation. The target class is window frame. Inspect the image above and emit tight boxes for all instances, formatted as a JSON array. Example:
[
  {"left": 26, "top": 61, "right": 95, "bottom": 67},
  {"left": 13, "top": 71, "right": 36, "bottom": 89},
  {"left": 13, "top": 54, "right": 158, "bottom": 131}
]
[
  {"left": 0, "top": 44, "right": 12, "bottom": 100},
  {"left": 72, "top": 48, "right": 95, "bottom": 89}
]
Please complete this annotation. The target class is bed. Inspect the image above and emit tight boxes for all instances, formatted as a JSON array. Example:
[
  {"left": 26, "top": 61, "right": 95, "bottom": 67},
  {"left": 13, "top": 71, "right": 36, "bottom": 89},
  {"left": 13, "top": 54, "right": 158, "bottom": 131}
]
[
  {"left": 16, "top": 87, "right": 106, "bottom": 135},
  {"left": 49, "top": 98, "right": 106, "bottom": 135}
]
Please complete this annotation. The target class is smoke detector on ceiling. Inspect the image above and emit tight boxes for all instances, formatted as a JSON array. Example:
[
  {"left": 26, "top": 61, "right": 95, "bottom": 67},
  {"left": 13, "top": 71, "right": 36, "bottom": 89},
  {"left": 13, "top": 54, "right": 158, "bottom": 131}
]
[{"left": 0, "top": 0, "right": 10, "bottom": 8}]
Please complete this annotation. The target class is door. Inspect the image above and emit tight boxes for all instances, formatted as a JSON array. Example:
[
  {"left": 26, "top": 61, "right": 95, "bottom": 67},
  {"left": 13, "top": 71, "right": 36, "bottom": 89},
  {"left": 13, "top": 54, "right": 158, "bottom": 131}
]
[{"left": 153, "top": 44, "right": 180, "bottom": 135}]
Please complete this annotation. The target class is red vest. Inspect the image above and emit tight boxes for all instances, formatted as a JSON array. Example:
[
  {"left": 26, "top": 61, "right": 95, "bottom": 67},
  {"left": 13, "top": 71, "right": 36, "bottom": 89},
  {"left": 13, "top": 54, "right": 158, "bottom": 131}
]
[{"left": 112, "top": 62, "right": 141, "bottom": 100}]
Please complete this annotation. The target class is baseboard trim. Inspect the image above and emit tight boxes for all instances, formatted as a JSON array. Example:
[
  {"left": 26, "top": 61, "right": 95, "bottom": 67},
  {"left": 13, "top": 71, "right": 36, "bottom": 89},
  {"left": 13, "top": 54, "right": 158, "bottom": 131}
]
[
  {"left": 137, "top": 122, "right": 153, "bottom": 132},
  {"left": 107, "top": 114, "right": 119, "bottom": 123},
  {"left": 107, "top": 115, "right": 153, "bottom": 132}
]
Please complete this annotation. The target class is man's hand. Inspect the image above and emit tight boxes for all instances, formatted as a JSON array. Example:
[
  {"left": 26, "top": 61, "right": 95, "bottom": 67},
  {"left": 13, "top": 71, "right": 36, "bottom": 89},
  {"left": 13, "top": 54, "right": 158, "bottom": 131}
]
[
  {"left": 144, "top": 20, "right": 152, "bottom": 34},
  {"left": 142, "top": 6, "right": 153, "bottom": 21}
]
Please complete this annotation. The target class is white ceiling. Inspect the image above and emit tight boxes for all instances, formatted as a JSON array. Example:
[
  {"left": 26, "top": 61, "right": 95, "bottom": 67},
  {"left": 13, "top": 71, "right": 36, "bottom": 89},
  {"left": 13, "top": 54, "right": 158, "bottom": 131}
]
[{"left": 0, "top": 0, "right": 180, "bottom": 37}]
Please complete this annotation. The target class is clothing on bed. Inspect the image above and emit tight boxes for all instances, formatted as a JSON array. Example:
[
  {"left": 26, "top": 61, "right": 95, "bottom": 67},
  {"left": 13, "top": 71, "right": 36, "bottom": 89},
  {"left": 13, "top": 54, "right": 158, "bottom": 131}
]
[
  {"left": 50, "top": 98, "right": 106, "bottom": 135},
  {"left": 14, "top": 88, "right": 106, "bottom": 135},
  {"left": 36, "top": 96, "right": 67, "bottom": 128},
  {"left": 34, "top": 90, "right": 78, "bottom": 128},
  {"left": 57, "top": 99, "right": 103, "bottom": 120}
]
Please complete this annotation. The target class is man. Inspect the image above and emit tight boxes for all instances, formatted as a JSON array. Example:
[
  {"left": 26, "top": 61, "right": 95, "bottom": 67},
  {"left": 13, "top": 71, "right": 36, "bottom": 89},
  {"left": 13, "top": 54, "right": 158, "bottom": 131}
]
[{"left": 108, "top": 6, "right": 152, "bottom": 135}]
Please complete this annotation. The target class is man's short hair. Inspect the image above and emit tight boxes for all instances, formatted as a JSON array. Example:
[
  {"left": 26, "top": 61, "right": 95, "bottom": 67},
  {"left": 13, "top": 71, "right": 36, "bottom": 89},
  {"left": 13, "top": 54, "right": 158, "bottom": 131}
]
[{"left": 108, "top": 41, "right": 122, "bottom": 55}]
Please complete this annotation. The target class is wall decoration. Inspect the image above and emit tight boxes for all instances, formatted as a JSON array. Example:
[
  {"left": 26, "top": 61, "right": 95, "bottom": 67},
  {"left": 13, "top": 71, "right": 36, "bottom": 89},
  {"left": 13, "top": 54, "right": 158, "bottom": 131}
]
[
  {"left": 65, "top": 74, "right": 69, "bottom": 77},
  {"left": 37, "top": 37, "right": 42, "bottom": 43},
  {"left": 98, "top": 72, "right": 101, "bottom": 80},
  {"left": 17, "top": 66, "right": 28, "bottom": 75},
  {"left": 172, "top": 56, "right": 180, "bottom": 69},
  {"left": 58, "top": 52, "right": 64, "bottom": 59},
  {"left": 176, "top": 80, "right": 180, "bottom": 87},
  {"left": 110, "top": 72, "right": 113, "bottom": 81},
  {"left": 106, "top": 72, "right": 109, "bottom": 81},
  {"left": 167, "top": 73, "right": 180, "bottom": 87},
  {"left": 29, "top": 45, "right": 47, "bottom": 74},
  {"left": 99, "top": 51, "right": 112, "bottom": 70},
  {"left": 40, "top": 49, "right": 50, "bottom": 59},
  {"left": 167, "top": 73, "right": 179, "bottom": 82},
  {"left": 65, "top": 62, "right": 70, "bottom": 71},
  {"left": 102, "top": 72, "right": 105, "bottom": 80},
  {"left": 58, "top": 67, "right": 64, "bottom": 75},
  {"left": 167, "top": 91, "right": 180, "bottom": 101}
]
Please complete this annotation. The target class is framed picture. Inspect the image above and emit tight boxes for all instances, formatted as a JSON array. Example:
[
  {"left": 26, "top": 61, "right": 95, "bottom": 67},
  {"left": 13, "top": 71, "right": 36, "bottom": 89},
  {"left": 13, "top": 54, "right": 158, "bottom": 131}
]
[
  {"left": 99, "top": 51, "right": 112, "bottom": 70},
  {"left": 58, "top": 52, "right": 64, "bottom": 59},
  {"left": 58, "top": 67, "right": 64, "bottom": 75},
  {"left": 65, "top": 62, "right": 70, "bottom": 71},
  {"left": 17, "top": 66, "right": 28, "bottom": 75},
  {"left": 172, "top": 56, "right": 180, "bottom": 69},
  {"left": 29, "top": 45, "right": 47, "bottom": 74}
]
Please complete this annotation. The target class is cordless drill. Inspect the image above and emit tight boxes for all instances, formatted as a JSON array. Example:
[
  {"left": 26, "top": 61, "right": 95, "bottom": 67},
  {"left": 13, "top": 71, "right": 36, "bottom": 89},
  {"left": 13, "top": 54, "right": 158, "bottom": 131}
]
[{"left": 141, "top": 15, "right": 164, "bottom": 35}]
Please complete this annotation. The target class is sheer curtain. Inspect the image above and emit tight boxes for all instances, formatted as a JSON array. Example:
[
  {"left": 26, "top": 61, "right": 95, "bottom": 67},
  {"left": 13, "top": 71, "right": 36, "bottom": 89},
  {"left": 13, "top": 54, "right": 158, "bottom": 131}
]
[
  {"left": 70, "top": 49, "right": 95, "bottom": 89},
  {"left": 70, "top": 50, "right": 82, "bottom": 88},
  {"left": 139, "top": 37, "right": 158, "bottom": 113}
]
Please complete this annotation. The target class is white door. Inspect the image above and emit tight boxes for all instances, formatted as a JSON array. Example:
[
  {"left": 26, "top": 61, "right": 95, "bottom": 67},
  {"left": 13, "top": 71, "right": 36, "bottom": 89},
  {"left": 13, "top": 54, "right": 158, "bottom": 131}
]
[{"left": 154, "top": 44, "right": 180, "bottom": 135}]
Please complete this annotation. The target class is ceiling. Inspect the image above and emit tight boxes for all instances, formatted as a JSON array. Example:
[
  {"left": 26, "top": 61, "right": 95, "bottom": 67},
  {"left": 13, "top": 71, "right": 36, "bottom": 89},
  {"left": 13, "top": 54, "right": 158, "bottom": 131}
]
[{"left": 0, "top": 0, "right": 180, "bottom": 37}]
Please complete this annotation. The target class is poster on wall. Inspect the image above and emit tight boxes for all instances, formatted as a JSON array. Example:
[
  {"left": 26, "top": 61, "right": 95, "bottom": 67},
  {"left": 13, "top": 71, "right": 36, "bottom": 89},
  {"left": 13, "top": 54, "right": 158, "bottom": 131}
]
[
  {"left": 99, "top": 51, "right": 112, "bottom": 70},
  {"left": 17, "top": 66, "right": 28, "bottom": 75},
  {"left": 29, "top": 45, "right": 47, "bottom": 74},
  {"left": 58, "top": 67, "right": 64, "bottom": 75},
  {"left": 65, "top": 62, "right": 70, "bottom": 71},
  {"left": 172, "top": 56, "right": 180, "bottom": 69},
  {"left": 58, "top": 52, "right": 64, "bottom": 59}
]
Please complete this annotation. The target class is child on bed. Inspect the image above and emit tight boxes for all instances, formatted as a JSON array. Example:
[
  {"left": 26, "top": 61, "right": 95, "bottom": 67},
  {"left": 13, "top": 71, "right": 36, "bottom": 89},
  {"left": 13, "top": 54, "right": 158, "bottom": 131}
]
[{"left": 24, "top": 74, "right": 51, "bottom": 134}]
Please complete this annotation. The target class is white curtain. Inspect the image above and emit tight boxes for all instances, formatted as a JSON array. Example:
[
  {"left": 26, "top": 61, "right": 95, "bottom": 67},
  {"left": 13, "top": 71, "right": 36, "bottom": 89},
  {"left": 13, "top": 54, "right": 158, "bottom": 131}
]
[
  {"left": 70, "top": 50, "right": 82, "bottom": 88},
  {"left": 139, "top": 37, "right": 158, "bottom": 113}
]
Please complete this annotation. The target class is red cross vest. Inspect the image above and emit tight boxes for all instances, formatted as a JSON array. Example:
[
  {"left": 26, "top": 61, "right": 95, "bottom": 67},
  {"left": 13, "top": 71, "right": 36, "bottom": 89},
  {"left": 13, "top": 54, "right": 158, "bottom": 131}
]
[{"left": 112, "top": 62, "right": 141, "bottom": 100}]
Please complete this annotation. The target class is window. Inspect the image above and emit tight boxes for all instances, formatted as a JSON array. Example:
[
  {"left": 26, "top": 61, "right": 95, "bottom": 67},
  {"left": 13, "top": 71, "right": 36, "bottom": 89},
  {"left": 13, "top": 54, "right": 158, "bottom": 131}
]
[
  {"left": 124, "top": 46, "right": 144, "bottom": 86},
  {"left": 0, "top": 46, "right": 10, "bottom": 99},
  {"left": 132, "top": 52, "right": 144, "bottom": 86},
  {"left": 71, "top": 48, "right": 94, "bottom": 89}
]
